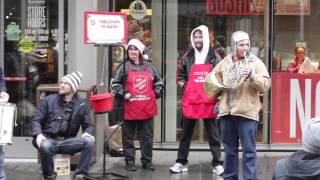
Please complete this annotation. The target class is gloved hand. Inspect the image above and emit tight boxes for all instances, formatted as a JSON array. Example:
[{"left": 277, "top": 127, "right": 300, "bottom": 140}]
[
  {"left": 237, "top": 66, "right": 251, "bottom": 78},
  {"left": 0, "top": 92, "right": 9, "bottom": 103},
  {"left": 124, "top": 92, "right": 132, "bottom": 100},
  {"left": 36, "top": 134, "right": 46, "bottom": 148},
  {"left": 82, "top": 132, "right": 95, "bottom": 142}
]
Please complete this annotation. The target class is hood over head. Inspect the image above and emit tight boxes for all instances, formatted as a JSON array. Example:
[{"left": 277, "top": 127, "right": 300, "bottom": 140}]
[
  {"left": 302, "top": 117, "right": 320, "bottom": 154},
  {"left": 190, "top": 25, "right": 210, "bottom": 64},
  {"left": 231, "top": 31, "right": 251, "bottom": 57}
]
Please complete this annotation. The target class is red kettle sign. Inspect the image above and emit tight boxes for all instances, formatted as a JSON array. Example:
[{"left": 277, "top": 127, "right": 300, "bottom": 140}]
[{"left": 272, "top": 72, "right": 320, "bottom": 143}]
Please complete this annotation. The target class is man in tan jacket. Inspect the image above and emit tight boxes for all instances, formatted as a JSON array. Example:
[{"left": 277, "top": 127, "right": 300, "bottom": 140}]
[{"left": 207, "top": 31, "right": 270, "bottom": 180}]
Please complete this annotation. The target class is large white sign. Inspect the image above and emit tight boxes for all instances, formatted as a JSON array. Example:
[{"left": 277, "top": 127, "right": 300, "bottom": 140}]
[{"left": 84, "top": 12, "right": 128, "bottom": 44}]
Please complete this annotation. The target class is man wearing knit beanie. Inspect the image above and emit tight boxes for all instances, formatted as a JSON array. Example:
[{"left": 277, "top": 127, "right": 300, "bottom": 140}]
[
  {"left": 206, "top": 31, "right": 270, "bottom": 179},
  {"left": 60, "top": 71, "right": 83, "bottom": 93},
  {"left": 273, "top": 117, "right": 320, "bottom": 179},
  {"left": 32, "top": 71, "right": 95, "bottom": 180}
]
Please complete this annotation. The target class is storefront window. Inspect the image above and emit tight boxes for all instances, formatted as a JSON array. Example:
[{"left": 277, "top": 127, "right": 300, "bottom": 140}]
[
  {"left": 173, "top": 0, "right": 269, "bottom": 143},
  {"left": 110, "top": 0, "right": 164, "bottom": 142},
  {"left": 272, "top": 0, "right": 319, "bottom": 144},
  {"left": 109, "top": 0, "right": 270, "bottom": 144},
  {"left": 3, "top": 0, "right": 66, "bottom": 137}
]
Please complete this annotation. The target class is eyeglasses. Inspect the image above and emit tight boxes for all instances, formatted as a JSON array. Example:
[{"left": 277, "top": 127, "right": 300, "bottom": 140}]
[{"left": 59, "top": 80, "right": 71, "bottom": 86}]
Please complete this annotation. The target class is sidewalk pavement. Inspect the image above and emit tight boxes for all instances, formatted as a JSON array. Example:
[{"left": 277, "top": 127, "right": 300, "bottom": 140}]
[{"left": 4, "top": 151, "right": 293, "bottom": 180}]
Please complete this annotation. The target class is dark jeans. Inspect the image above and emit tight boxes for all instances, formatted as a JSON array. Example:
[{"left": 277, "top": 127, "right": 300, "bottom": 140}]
[
  {"left": 176, "top": 118, "right": 222, "bottom": 167},
  {"left": 33, "top": 137, "right": 95, "bottom": 177},
  {"left": 220, "top": 115, "right": 258, "bottom": 180},
  {"left": 0, "top": 146, "right": 5, "bottom": 180},
  {"left": 122, "top": 118, "right": 154, "bottom": 164}
]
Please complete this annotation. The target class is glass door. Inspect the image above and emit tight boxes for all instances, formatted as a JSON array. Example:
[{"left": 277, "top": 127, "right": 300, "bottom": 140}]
[{"left": 2, "top": 0, "right": 66, "bottom": 158}]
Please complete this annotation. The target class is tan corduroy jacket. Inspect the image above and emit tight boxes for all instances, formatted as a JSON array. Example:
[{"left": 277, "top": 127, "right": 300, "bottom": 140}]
[{"left": 211, "top": 54, "right": 271, "bottom": 121}]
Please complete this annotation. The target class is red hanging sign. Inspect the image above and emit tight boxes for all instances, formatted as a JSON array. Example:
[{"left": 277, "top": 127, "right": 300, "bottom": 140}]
[{"left": 206, "top": 0, "right": 265, "bottom": 15}]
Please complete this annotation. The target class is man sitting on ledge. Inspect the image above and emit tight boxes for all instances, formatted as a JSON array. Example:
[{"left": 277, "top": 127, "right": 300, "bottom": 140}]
[{"left": 31, "top": 71, "right": 95, "bottom": 180}]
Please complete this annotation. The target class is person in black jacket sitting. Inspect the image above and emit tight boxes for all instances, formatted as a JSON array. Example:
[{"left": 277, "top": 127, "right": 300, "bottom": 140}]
[
  {"left": 273, "top": 117, "right": 320, "bottom": 180},
  {"left": 31, "top": 71, "right": 95, "bottom": 180}
]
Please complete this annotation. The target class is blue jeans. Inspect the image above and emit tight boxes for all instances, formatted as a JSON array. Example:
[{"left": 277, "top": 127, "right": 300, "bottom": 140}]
[
  {"left": 0, "top": 146, "right": 6, "bottom": 180},
  {"left": 220, "top": 115, "right": 258, "bottom": 180},
  {"left": 33, "top": 137, "right": 95, "bottom": 177}
]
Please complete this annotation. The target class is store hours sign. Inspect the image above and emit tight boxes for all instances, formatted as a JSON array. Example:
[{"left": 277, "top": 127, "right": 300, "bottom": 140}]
[
  {"left": 27, "top": 0, "right": 47, "bottom": 29},
  {"left": 25, "top": 0, "right": 49, "bottom": 42}
]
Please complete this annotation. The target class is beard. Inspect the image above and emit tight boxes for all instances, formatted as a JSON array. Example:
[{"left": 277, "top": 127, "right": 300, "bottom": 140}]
[
  {"left": 194, "top": 42, "right": 203, "bottom": 51},
  {"left": 59, "top": 89, "right": 72, "bottom": 96}
]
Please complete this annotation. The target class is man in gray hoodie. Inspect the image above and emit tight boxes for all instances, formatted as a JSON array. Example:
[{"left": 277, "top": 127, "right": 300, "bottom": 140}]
[{"left": 170, "top": 25, "right": 224, "bottom": 176}]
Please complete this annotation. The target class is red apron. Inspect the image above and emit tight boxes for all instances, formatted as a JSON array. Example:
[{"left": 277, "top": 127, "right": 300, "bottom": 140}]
[
  {"left": 182, "top": 64, "right": 218, "bottom": 119},
  {"left": 124, "top": 64, "right": 157, "bottom": 120}
]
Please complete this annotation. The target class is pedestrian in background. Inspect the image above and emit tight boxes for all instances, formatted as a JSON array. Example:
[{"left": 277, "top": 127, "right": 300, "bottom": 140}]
[
  {"left": 0, "top": 66, "right": 10, "bottom": 180},
  {"left": 111, "top": 39, "right": 163, "bottom": 171},
  {"left": 287, "top": 46, "right": 310, "bottom": 73},
  {"left": 170, "top": 25, "right": 224, "bottom": 176},
  {"left": 207, "top": 31, "right": 270, "bottom": 180}
]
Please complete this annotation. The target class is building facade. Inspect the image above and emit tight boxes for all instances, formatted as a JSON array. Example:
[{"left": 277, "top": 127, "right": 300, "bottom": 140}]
[{"left": 0, "top": 0, "right": 317, "bottom": 159}]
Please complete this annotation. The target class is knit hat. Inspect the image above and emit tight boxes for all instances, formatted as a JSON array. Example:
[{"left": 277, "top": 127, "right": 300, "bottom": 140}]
[
  {"left": 127, "top": 39, "right": 148, "bottom": 59},
  {"left": 302, "top": 117, "right": 320, "bottom": 154},
  {"left": 61, "top": 71, "right": 83, "bottom": 93},
  {"left": 231, "top": 31, "right": 250, "bottom": 56}
]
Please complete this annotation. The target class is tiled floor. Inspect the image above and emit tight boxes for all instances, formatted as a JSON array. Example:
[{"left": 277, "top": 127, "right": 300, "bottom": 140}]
[{"left": 5, "top": 151, "right": 291, "bottom": 180}]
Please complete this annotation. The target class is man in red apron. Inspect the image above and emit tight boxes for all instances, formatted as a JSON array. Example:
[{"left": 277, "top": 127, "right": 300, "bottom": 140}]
[
  {"left": 111, "top": 39, "right": 163, "bottom": 171},
  {"left": 170, "top": 25, "right": 224, "bottom": 176}
]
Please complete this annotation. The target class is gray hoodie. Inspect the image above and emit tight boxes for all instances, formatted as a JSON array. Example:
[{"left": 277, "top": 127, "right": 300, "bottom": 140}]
[{"left": 190, "top": 25, "right": 210, "bottom": 64}]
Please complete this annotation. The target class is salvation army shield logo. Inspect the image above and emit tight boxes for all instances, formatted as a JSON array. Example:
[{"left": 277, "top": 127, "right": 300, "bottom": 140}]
[{"left": 133, "top": 76, "right": 148, "bottom": 93}]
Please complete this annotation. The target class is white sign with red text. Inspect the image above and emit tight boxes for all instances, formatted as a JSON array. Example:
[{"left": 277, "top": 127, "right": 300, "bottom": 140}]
[{"left": 84, "top": 11, "right": 128, "bottom": 44}]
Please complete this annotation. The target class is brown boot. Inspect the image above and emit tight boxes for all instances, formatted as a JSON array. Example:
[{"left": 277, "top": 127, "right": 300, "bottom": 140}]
[
  {"left": 125, "top": 161, "right": 137, "bottom": 171},
  {"left": 142, "top": 162, "right": 155, "bottom": 170}
]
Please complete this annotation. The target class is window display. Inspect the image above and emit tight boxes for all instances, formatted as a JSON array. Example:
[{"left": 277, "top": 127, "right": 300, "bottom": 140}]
[{"left": 3, "top": 0, "right": 64, "bottom": 137}]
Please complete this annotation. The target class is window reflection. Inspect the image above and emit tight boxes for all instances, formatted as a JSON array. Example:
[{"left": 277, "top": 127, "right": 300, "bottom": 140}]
[{"left": 4, "top": 0, "right": 62, "bottom": 137}]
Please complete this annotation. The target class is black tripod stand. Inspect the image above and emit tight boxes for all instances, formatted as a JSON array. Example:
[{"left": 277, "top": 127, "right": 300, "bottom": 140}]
[
  {"left": 87, "top": 44, "right": 128, "bottom": 180},
  {"left": 85, "top": 120, "right": 127, "bottom": 180}
]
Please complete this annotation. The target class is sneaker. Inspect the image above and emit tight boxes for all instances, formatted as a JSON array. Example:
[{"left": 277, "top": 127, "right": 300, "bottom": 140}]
[
  {"left": 169, "top": 163, "right": 188, "bottom": 173},
  {"left": 126, "top": 161, "right": 137, "bottom": 171},
  {"left": 142, "top": 162, "right": 155, "bottom": 170},
  {"left": 212, "top": 165, "right": 224, "bottom": 176}
]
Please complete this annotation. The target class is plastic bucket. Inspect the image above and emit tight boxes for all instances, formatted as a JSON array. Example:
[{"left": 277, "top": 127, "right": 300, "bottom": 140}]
[
  {"left": 90, "top": 93, "right": 113, "bottom": 113},
  {"left": 53, "top": 154, "right": 71, "bottom": 180}
]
